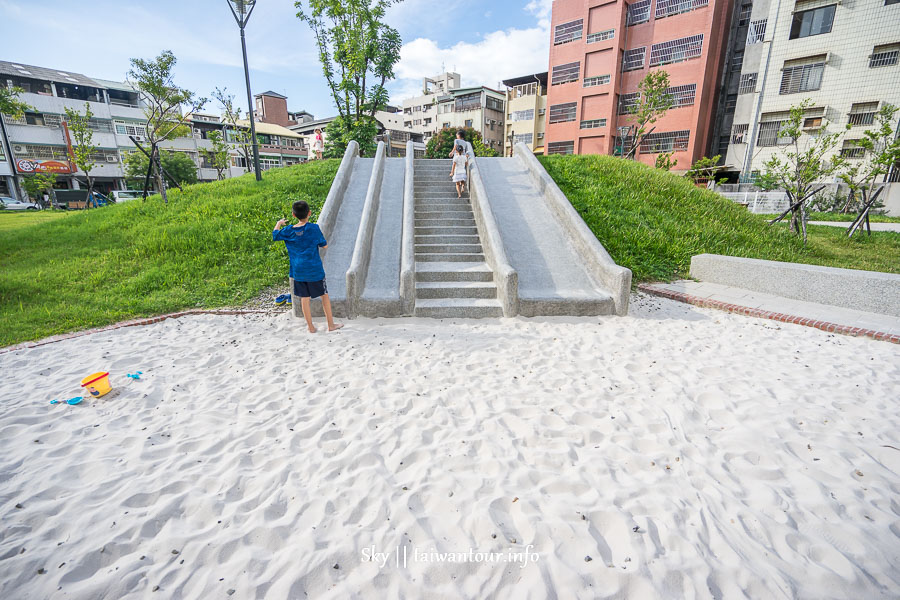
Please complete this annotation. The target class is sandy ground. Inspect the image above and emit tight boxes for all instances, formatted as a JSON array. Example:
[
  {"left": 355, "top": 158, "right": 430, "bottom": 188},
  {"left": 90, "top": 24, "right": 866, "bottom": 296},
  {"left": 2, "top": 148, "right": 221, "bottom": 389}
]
[{"left": 0, "top": 294, "right": 898, "bottom": 599}]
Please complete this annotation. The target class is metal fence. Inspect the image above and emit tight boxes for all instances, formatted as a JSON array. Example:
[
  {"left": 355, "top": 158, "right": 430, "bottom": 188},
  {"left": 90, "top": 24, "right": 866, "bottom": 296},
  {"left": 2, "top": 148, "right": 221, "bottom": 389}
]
[{"left": 717, "top": 191, "right": 789, "bottom": 213}]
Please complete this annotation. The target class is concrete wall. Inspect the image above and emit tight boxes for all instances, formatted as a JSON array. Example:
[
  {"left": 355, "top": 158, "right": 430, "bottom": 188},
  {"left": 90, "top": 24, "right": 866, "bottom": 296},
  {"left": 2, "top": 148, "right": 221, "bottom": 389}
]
[
  {"left": 345, "top": 142, "right": 386, "bottom": 317},
  {"left": 690, "top": 254, "right": 900, "bottom": 317}
]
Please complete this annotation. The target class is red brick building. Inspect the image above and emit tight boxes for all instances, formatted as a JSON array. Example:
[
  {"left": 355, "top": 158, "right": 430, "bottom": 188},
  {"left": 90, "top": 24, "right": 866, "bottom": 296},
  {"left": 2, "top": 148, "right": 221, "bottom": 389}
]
[
  {"left": 545, "top": 0, "right": 732, "bottom": 169},
  {"left": 254, "top": 91, "right": 314, "bottom": 128}
]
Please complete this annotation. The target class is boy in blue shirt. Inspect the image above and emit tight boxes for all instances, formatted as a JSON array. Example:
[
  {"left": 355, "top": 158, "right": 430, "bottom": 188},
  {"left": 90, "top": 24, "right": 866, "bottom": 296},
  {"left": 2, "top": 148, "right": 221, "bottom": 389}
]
[{"left": 273, "top": 200, "right": 343, "bottom": 333}]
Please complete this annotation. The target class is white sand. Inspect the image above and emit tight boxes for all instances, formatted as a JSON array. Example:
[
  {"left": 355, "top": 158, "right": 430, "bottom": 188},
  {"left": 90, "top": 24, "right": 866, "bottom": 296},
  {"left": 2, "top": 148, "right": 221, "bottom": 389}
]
[{"left": 1, "top": 294, "right": 898, "bottom": 599}]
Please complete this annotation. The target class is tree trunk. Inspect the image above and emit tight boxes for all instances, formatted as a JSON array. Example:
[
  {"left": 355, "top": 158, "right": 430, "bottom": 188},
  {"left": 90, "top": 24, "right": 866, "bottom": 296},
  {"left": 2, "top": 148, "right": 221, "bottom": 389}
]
[{"left": 155, "top": 158, "right": 168, "bottom": 205}]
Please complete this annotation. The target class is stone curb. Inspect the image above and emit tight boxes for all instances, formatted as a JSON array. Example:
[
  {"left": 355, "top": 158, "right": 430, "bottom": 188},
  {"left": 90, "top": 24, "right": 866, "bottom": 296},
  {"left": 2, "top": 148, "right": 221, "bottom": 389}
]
[
  {"left": 637, "top": 283, "right": 900, "bottom": 345},
  {"left": 0, "top": 309, "right": 279, "bottom": 355}
]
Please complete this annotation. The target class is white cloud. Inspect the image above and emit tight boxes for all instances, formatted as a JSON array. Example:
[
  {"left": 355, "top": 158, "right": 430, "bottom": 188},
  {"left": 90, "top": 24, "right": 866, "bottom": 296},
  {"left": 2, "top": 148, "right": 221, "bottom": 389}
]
[{"left": 525, "top": 0, "right": 554, "bottom": 26}]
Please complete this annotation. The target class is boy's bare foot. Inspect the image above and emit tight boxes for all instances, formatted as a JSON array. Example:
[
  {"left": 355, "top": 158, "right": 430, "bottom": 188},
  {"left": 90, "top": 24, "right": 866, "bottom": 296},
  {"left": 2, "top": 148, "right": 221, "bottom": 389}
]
[
  {"left": 328, "top": 323, "right": 344, "bottom": 332},
  {"left": 308, "top": 325, "right": 317, "bottom": 333}
]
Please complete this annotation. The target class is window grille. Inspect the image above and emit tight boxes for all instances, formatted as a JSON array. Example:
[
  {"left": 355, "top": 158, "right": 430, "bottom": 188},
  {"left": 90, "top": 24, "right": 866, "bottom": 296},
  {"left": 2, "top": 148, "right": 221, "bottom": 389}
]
[
  {"left": 731, "top": 50, "right": 744, "bottom": 70},
  {"left": 15, "top": 144, "right": 69, "bottom": 160},
  {"left": 551, "top": 62, "right": 581, "bottom": 85},
  {"left": 580, "top": 119, "right": 607, "bottom": 129},
  {"left": 622, "top": 48, "right": 646, "bottom": 71},
  {"left": 587, "top": 29, "right": 615, "bottom": 43},
  {"left": 649, "top": 34, "right": 704, "bottom": 67},
  {"left": 114, "top": 120, "right": 148, "bottom": 137},
  {"left": 554, "top": 19, "right": 583, "bottom": 45},
  {"left": 639, "top": 130, "right": 690, "bottom": 153},
  {"left": 738, "top": 3, "right": 752, "bottom": 26},
  {"left": 725, "top": 94, "right": 738, "bottom": 111},
  {"left": 668, "top": 84, "right": 697, "bottom": 107},
  {"left": 618, "top": 92, "right": 641, "bottom": 114},
  {"left": 514, "top": 133, "right": 534, "bottom": 145},
  {"left": 747, "top": 19, "right": 767, "bottom": 44},
  {"left": 757, "top": 116, "right": 792, "bottom": 146},
  {"left": 870, "top": 45, "right": 899, "bottom": 68},
  {"left": 511, "top": 109, "right": 535, "bottom": 122},
  {"left": 584, "top": 75, "right": 611, "bottom": 87},
  {"left": 547, "top": 141, "right": 575, "bottom": 155},
  {"left": 780, "top": 59, "right": 825, "bottom": 94},
  {"left": 486, "top": 97, "right": 504, "bottom": 112},
  {"left": 627, "top": 0, "right": 651, "bottom": 25},
  {"left": 738, "top": 73, "right": 757, "bottom": 94},
  {"left": 455, "top": 93, "right": 482, "bottom": 112},
  {"left": 613, "top": 135, "right": 634, "bottom": 156},
  {"left": 548, "top": 102, "right": 577, "bottom": 124},
  {"left": 88, "top": 118, "right": 113, "bottom": 133},
  {"left": 789, "top": 5, "right": 835, "bottom": 40},
  {"left": 848, "top": 102, "right": 879, "bottom": 126},
  {"left": 731, "top": 123, "right": 749, "bottom": 144},
  {"left": 655, "top": 0, "right": 709, "bottom": 19},
  {"left": 840, "top": 141, "right": 865, "bottom": 159}
]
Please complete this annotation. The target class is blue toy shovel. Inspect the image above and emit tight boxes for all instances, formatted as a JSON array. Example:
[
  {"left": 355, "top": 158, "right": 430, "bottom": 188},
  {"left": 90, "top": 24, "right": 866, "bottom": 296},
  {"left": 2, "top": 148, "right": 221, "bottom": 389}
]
[
  {"left": 50, "top": 397, "right": 83, "bottom": 406},
  {"left": 127, "top": 372, "right": 143, "bottom": 380}
]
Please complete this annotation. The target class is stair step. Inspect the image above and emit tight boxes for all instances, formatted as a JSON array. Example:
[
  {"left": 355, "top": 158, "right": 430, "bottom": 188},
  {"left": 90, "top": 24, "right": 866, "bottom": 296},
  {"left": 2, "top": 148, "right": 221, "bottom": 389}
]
[
  {"left": 415, "top": 211, "right": 475, "bottom": 220},
  {"left": 415, "top": 218, "right": 476, "bottom": 227},
  {"left": 415, "top": 226, "right": 478, "bottom": 235},
  {"left": 415, "top": 235, "right": 481, "bottom": 245},
  {"left": 416, "top": 199, "right": 470, "bottom": 205},
  {"left": 416, "top": 205, "right": 474, "bottom": 214},
  {"left": 416, "top": 253, "right": 486, "bottom": 262},
  {"left": 416, "top": 243, "right": 483, "bottom": 254},
  {"left": 416, "top": 281, "right": 497, "bottom": 299},
  {"left": 414, "top": 298, "right": 503, "bottom": 318},
  {"left": 415, "top": 261, "right": 494, "bottom": 282}
]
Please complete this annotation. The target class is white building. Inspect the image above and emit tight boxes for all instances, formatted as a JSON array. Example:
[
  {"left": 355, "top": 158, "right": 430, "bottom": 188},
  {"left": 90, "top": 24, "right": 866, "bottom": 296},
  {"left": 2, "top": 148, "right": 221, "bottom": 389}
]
[
  {"left": 723, "top": 0, "right": 900, "bottom": 180},
  {"left": 400, "top": 72, "right": 507, "bottom": 152}
]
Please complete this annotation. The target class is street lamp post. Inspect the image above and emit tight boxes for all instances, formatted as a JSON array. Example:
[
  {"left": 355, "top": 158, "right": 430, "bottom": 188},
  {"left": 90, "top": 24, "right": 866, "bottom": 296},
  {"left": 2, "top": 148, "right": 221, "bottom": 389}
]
[{"left": 227, "top": 0, "right": 262, "bottom": 182}]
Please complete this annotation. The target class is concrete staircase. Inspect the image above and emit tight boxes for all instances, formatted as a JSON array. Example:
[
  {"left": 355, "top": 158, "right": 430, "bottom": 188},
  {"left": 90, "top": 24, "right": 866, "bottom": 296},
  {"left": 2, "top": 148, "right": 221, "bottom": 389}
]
[{"left": 413, "top": 159, "right": 503, "bottom": 318}]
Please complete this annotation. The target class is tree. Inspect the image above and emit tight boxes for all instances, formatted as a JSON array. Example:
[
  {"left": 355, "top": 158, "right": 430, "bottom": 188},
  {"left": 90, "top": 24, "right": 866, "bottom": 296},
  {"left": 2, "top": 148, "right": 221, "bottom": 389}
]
[
  {"left": 424, "top": 127, "right": 499, "bottom": 158},
  {"left": 758, "top": 99, "right": 845, "bottom": 243},
  {"left": 838, "top": 103, "right": 900, "bottom": 215},
  {"left": 654, "top": 152, "right": 677, "bottom": 171},
  {"left": 685, "top": 155, "right": 727, "bottom": 185},
  {"left": 128, "top": 50, "right": 206, "bottom": 203},
  {"left": 64, "top": 103, "right": 98, "bottom": 208},
  {"left": 125, "top": 150, "right": 198, "bottom": 189},
  {"left": 201, "top": 130, "right": 230, "bottom": 180},
  {"left": 0, "top": 86, "right": 30, "bottom": 118},
  {"left": 621, "top": 70, "right": 674, "bottom": 159},
  {"left": 22, "top": 172, "right": 57, "bottom": 207},
  {"left": 212, "top": 87, "right": 252, "bottom": 171},
  {"left": 296, "top": 0, "right": 403, "bottom": 157}
]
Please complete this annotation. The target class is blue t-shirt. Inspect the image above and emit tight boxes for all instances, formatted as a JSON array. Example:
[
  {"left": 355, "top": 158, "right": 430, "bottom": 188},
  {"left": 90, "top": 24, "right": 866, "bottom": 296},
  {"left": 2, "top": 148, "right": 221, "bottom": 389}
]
[{"left": 272, "top": 222, "right": 327, "bottom": 282}]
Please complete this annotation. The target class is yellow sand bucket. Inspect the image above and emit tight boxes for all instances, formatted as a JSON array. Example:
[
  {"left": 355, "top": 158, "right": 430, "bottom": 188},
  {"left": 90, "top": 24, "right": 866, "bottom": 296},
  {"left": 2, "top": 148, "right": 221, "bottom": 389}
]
[{"left": 81, "top": 372, "right": 112, "bottom": 398}]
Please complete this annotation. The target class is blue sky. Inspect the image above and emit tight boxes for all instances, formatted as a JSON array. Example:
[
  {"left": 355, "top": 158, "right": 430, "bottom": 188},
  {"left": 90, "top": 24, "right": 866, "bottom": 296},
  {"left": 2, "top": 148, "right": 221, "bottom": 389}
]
[{"left": 0, "top": 0, "right": 552, "bottom": 119}]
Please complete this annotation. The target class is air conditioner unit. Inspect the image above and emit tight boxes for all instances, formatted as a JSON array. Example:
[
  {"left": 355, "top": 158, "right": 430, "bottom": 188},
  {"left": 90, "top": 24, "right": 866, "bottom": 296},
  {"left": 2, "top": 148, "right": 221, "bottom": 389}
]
[
  {"left": 538, "top": 132, "right": 544, "bottom": 139},
  {"left": 538, "top": 109, "right": 546, "bottom": 115},
  {"left": 14, "top": 145, "right": 24, "bottom": 153},
  {"left": 133, "top": 135, "right": 145, "bottom": 142},
  {"left": 106, "top": 155, "right": 118, "bottom": 163}
]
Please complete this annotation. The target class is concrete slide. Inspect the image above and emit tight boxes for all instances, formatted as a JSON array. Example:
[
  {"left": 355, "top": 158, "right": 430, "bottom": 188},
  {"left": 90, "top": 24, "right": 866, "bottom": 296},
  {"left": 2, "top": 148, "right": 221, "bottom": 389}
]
[{"left": 292, "top": 140, "right": 631, "bottom": 319}]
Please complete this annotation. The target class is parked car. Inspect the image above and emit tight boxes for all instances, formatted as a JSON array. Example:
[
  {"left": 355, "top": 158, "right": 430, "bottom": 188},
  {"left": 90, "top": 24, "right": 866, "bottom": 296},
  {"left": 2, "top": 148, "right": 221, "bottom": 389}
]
[
  {"left": 54, "top": 190, "right": 111, "bottom": 210},
  {"left": 110, "top": 190, "right": 144, "bottom": 202},
  {"left": 0, "top": 197, "right": 42, "bottom": 211}
]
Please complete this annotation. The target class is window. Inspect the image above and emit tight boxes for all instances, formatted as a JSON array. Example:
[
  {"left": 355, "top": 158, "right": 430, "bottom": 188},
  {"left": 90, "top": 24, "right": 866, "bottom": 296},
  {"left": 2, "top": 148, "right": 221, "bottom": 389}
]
[
  {"left": 486, "top": 96, "right": 504, "bottom": 112},
  {"left": 464, "top": 119, "right": 473, "bottom": 127},
  {"left": 649, "top": 34, "right": 704, "bottom": 66},
  {"left": 547, "top": 141, "right": 575, "bottom": 155},
  {"left": 757, "top": 113, "right": 793, "bottom": 146},
  {"left": 668, "top": 84, "right": 697, "bottom": 107},
  {"left": 848, "top": 102, "right": 879, "bottom": 126},
  {"left": 442, "top": 122, "right": 451, "bottom": 128},
  {"left": 731, "top": 50, "right": 744, "bottom": 70},
  {"left": 639, "top": 130, "right": 690, "bottom": 153},
  {"left": 618, "top": 92, "right": 641, "bottom": 114},
  {"left": 717, "top": 136, "right": 730, "bottom": 157},
  {"left": 738, "top": 3, "right": 752, "bottom": 26},
  {"left": 584, "top": 75, "right": 611, "bottom": 87},
  {"left": 655, "top": 0, "right": 709, "bottom": 19},
  {"left": 551, "top": 62, "right": 581, "bottom": 85},
  {"left": 789, "top": 5, "right": 835, "bottom": 39},
  {"left": 580, "top": 119, "right": 607, "bottom": 129},
  {"left": 114, "top": 120, "right": 148, "bottom": 137},
  {"left": 232, "top": 156, "right": 247, "bottom": 168},
  {"left": 887, "top": 0, "right": 899, "bottom": 5},
  {"left": 738, "top": 73, "right": 758, "bottom": 94},
  {"left": 455, "top": 93, "right": 482, "bottom": 112},
  {"left": 803, "top": 116, "right": 822, "bottom": 129},
  {"left": 511, "top": 109, "right": 535, "bottom": 122},
  {"left": 870, "top": 44, "right": 900, "bottom": 68},
  {"left": 554, "top": 19, "right": 583, "bottom": 45},
  {"left": 747, "top": 19, "right": 767, "bottom": 44},
  {"left": 513, "top": 133, "right": 534, "bottom": 145},
  {"left": 511, "top": 82, "right": 540, "bottom": 98},
  {"left": 587, "top": 29, "right": 615, "bottom": 43},
  {"left": 780, "top": 57, "right": 825, "bottom": 94},
  {"left": 731, "top": 123, "right": 749, "bottom": 143},
  {"left": 840, "top": 140, "right": 865, "bottom": 158},
  {"left": 623, "top": 48, "right": 646, "bottom": 71},
  {"left": 549, "top": 103, "right": 577, "bottom": 124},
  {"left": 725, "top": 94, "right": 738, "bottom": 111},
  {"left": 627, "top": 0, "right": 651, "bottom": 25}
]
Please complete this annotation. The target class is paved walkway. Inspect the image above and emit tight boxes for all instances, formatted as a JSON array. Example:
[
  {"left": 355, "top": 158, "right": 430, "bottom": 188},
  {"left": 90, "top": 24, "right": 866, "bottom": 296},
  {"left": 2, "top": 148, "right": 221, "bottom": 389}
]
[
  {"left": 639, "top": 280, "right": 900, "bottom": 344},
  {"left": 807, "top": 221, "right": 900, "bottom": 233}
]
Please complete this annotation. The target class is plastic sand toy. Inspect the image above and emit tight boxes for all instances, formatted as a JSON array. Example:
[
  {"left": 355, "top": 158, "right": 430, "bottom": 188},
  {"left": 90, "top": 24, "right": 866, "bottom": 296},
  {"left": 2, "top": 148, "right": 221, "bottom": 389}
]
[
  {"left": 50, "top": 397, "right": 83, "bottom": 406},
  {"left": 81, "top": 372, "right": 112, "bottom": 398}
]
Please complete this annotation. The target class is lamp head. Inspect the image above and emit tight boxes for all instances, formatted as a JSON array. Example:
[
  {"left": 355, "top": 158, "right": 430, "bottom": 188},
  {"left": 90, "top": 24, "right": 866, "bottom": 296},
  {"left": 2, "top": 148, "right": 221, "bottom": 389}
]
[{"left": 228, "top": 0, "right": 256, "bottom": 14}]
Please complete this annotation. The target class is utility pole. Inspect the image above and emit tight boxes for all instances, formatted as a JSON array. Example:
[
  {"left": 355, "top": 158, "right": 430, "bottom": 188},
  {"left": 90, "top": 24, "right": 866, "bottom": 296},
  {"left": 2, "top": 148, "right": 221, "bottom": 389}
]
[{"left": 227, "top": 0, "right": 262, "bottom": 182}]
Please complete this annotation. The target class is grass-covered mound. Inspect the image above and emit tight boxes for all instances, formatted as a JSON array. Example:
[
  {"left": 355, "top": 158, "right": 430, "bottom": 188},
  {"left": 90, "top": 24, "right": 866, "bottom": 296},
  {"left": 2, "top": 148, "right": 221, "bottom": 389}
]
[
  {"left": 540, "top": 155, "right": 900, "bottom": 283},
  {"left": 0, "top": 160, "right": 338, "bottom": 346}
]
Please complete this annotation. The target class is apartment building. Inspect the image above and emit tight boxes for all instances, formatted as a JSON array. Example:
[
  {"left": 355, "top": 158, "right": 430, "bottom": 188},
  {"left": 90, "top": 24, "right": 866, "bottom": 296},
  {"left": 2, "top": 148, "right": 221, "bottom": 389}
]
[
  {"left": 502, "top": 72, "right": 548, "bottom": 155},
  {"left": 722, "top": 0, "right": 900, "bottom": 179},
  {"left": 253, "top": 90, "right": 314, "bottom": 128},
  {"left": 0, "top": 61, "right": 306, "bottom": 199},
  {"left": 290, "top": 109, "right": 427, "bottom": 158},
  {"left": 400, "top": 72, "right": 507, "bottom": 152},
  {"left": 545, "top": 0, "right": 732, "bottom": 169}
]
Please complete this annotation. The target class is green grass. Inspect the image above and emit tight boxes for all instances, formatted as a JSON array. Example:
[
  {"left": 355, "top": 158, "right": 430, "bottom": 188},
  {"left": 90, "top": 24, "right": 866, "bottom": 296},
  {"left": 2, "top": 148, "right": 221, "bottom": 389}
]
[
  {"left": 0, "top": 209, "right": 70, "bottom": 232},
  {"left": 756, "top": 211, "right": 900, "bottom": 223},
  {"left": 539, "top": 155, "right": 900, "bottom": 283},
  {"left": 0, "top": 161, "right": 338, "bottom": 347}
]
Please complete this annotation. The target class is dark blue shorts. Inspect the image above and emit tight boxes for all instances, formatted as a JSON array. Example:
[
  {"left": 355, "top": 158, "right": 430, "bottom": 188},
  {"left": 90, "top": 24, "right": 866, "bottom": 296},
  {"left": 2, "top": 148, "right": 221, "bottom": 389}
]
[{"left": 293, "top": 279, "right": 327, "bottom": 299}]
